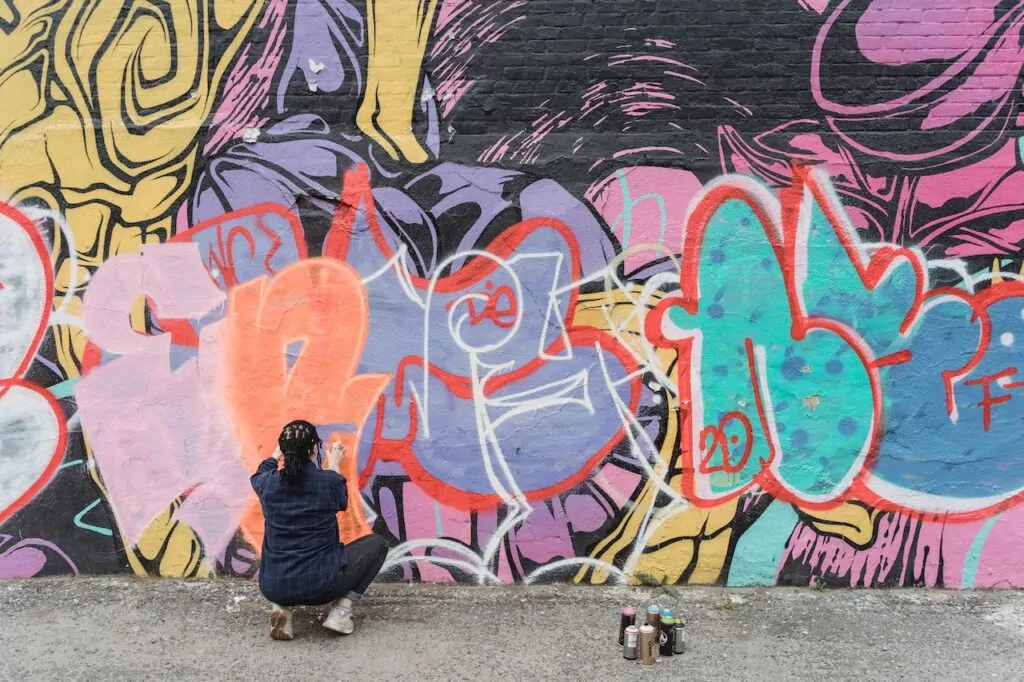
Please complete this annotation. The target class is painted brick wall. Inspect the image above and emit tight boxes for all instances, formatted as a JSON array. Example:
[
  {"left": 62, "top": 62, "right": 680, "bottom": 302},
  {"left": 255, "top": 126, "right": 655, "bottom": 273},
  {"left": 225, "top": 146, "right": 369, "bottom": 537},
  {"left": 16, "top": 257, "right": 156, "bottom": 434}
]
[{"left": 1, "top": 0, "right": 1023, "bottom": 588}]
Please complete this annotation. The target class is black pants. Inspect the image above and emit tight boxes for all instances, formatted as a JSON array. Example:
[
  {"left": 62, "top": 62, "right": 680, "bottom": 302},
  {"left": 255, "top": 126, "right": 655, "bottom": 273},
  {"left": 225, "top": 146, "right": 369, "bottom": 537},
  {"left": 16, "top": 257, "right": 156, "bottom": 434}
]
[{"left": 309, "top": 533, "right": 389, "bottom": 606}]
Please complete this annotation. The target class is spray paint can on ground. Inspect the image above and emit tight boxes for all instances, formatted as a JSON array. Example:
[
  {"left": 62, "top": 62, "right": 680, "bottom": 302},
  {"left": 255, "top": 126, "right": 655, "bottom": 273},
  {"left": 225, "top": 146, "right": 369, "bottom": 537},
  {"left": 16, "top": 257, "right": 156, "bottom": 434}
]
[
  {"left": 638, "top": 624, "right": 656, "bottom": 667},
  {"left": 623, "top": 625, "right": 639, "bottom": 660},
  {"left": 659, "top": 609, "right": 675, "bottom": 658},
  {"left": 673, "top": 617, "right": 686, "bottom": 654},
  {"left": 619, "top": 607, "right": 636, "bottom": 646},
  {"left": 645, "top": 604, "right": 660, "bottom": 629}
]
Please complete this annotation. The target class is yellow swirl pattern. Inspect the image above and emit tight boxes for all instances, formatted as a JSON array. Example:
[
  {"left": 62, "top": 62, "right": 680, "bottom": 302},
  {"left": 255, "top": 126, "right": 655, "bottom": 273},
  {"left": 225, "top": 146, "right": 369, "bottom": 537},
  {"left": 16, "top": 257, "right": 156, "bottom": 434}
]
[{"left": 0, "top": 0, "right": 262, "bottom": 576}]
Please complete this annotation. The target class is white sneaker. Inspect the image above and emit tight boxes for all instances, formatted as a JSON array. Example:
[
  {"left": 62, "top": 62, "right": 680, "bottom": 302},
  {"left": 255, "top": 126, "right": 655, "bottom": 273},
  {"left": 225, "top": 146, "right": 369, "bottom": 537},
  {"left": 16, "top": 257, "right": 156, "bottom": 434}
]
[
  {"left": 269, "top": 604, "right": 294, "bottom": 641},
  {"left": 322, "top": 604, "right": 354, "bottom": 635}
]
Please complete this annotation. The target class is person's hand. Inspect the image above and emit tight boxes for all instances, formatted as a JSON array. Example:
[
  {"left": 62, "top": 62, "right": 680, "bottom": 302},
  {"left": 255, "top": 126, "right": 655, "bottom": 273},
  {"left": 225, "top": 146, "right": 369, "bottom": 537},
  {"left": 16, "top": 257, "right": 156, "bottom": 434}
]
[
  {"left": 272, "top": 446, "right": 283, "bottom": 460},
  {"left": 327, "top": 441, "right": 345, "bottom": 470}
]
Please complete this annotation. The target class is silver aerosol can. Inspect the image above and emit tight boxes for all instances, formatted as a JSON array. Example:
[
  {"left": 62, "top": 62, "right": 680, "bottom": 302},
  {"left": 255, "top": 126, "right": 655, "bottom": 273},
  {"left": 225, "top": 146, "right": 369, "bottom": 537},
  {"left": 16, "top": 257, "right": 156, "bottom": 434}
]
[
  {"left": 623, "top": 624, "right": 639, "bottom": 660},
  {"left": 673, "top": 617, "right": 686, "bottom": 654}
]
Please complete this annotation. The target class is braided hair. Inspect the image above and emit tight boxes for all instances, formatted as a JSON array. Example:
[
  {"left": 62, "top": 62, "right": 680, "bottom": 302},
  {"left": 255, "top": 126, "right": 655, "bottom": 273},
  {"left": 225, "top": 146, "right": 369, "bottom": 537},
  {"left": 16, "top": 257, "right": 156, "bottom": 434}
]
[{"left": 278, "top": 420, "right": 321, "bottom": 485}]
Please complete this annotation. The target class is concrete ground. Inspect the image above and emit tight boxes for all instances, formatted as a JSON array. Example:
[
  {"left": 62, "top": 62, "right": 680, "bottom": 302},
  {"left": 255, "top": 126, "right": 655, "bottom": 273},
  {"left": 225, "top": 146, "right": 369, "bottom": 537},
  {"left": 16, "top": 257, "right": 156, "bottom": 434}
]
[{"left": 3, "top": 578, "right": 1024, "bottom": 681}]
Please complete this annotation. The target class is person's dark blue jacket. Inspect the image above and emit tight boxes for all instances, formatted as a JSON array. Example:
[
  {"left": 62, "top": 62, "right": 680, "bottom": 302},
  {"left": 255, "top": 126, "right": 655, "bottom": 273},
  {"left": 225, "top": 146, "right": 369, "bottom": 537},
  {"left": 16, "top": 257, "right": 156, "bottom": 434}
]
[{"left": 251, "top": 457, "right": 348, "bottom": 605}]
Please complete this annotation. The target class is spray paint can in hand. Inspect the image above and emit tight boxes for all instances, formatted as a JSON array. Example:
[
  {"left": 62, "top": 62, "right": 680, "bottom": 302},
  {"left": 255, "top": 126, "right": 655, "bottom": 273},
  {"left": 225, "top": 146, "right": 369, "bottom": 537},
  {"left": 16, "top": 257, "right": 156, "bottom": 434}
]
[
  {"left": 645, "top": 604, "right": 661, "bottom": 629},
  {"left": 619, "top": 607, "right": 636, "bottom": 646},
  {"left": 673, "top": 617, "right": 686, "bottom": 654},
  {"left": 638, "top": 624, "right": 656, "bottom": 667},
  {"left": 659, "top": 609, "right": 675, "bottom": 658},
  {"left": 623, "top": 625, "right": 639, "bottom": 660}
]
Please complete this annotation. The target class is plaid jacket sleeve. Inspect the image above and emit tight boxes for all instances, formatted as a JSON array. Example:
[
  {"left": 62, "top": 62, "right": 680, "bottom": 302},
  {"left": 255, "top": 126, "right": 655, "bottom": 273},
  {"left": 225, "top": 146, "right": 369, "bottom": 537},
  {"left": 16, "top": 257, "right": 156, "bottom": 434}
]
[
  {"left": 250, "top": 457, "right": 278, "bottom": 495},
  {"left": 330, "top": 472, "right": 348, "bottom": 512}
]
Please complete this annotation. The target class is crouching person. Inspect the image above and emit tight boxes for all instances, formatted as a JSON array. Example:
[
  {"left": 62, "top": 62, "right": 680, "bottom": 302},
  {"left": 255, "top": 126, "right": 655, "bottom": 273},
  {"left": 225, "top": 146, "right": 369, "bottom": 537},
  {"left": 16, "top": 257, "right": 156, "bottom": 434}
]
[{"left": 251, "top": 420, "right": 389, "bottom": 640}]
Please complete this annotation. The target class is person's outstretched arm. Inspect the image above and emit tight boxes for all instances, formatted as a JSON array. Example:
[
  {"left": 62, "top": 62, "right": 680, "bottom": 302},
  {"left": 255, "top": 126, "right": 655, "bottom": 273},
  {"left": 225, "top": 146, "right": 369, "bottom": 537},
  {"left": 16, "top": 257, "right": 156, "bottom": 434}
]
[
  {"left": 251, "top": 447, "right": 282, "bottom": 494},
  {"left": 327, "top": 442, "right": 349, "bottom": 511}
]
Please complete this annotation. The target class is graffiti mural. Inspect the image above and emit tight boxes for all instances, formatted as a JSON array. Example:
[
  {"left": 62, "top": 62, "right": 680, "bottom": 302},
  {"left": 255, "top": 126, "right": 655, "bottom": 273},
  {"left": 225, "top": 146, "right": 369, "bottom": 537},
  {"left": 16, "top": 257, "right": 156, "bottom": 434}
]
[{"left": 3, "top": 0, "right": 1024, "bottom": 589}]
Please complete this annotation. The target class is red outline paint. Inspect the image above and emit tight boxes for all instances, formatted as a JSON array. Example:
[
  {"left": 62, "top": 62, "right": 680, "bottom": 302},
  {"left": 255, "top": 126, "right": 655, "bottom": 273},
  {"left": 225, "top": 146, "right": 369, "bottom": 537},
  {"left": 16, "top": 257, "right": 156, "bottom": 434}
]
[
  {"left": 361, "top": 326, "right": 642, "bottom": 511},
  {"left": 170, "top": 202, "right": 307, "bottom": 288},
  {"left": 79, "top": 203, "right": 309, "bottom": 373},
  {"left": 647, "top": 177, "right": 798, "bottom": 508},
  {"left": 699, "top": 410, "right": 754, "bottom": 475},
  {"left": 0, "top": 202, "right": 63, "bottom": 523},
  {"left": 648, "top": 164, "right": 1024, "bottom": 521},
  {"left": 963, "top": 367, "right": 1016, "bottom": 432},
  {"left": 450, "top": 283, "right": 518, "bottom": 329},
  {"left": 850, "top": 280, "right": 1024, "bottom": 522},
  {"left": 325, "top": 164, "right": 641, "bottom": 510},
  {"left": 325, "top": 164, "right": 584, "bottom": 298},
  {"left": 0, "top": 379, "right": 68, "bottom": 525},
  {"left": 0, "top": 202, "right": 53, "bottom": 400}
]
